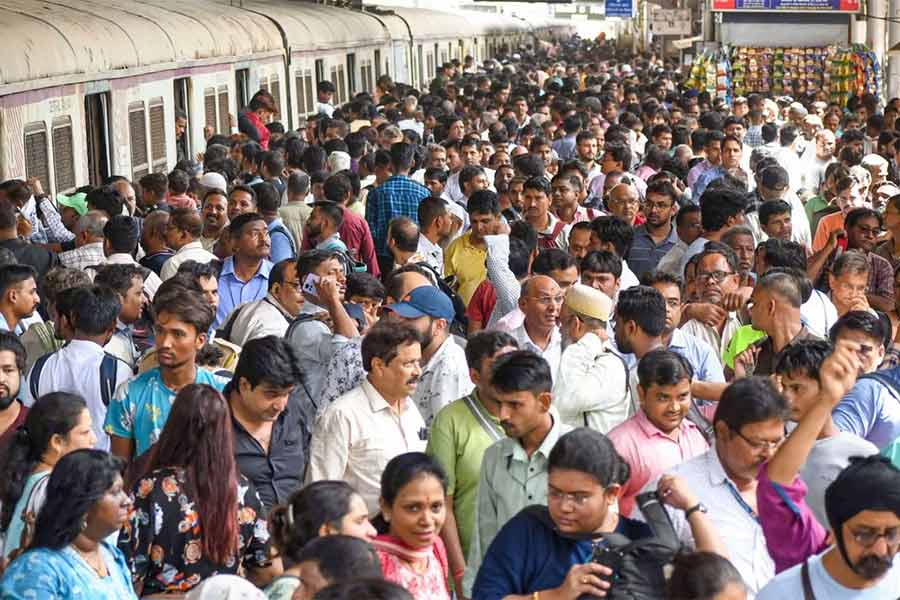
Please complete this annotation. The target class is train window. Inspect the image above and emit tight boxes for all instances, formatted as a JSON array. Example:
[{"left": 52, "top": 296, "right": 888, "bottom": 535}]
[
  {"left": 315, "top": 60, "right": 325, "bottom": 87},
  {"left": 417, "top": 45, "right": 424, "bottom": 89},
  {"left": 270, "top": 74, "right": 281, "bottom": 117},
  {"left": 337, "top": 66, "right": 346, "bottom": 105},
  {"left": 330, "top": 67, "right": 338, "bottom": 104},
  {"left": 375, "top": 50, "right": 382, "bottom": 80},
  {"left": 235, "top": 69, "right": 250, "bottom": 110},
  {"left": 173, "top": 78, "right": 192, "bottom": 158},
  {"left": 128, "top": 102, "right": 149, "bottom": 180},
  {"left": 346, "top": 54, "right": 357, "bottom": 97},
  {"left": 149, "top": 99, "right": 167, "bottom": 173},
  {"left": 295, "top": 71, "right": 306, "bottom": 116},
  {"left": 204, "top": 88, "right": 217, "bottom": 133},
  {"left": 259, "top": 77, "right": 269, "bottom": 94},
  {"left": 23, "top": 122, "right": 50, "bottom": 195},
  {"left": 218, "top": 87, "right": 230, "bottom": 134},
  {"left": 304, "top": 72, "right": 314, "bottom": 116},
  {"left": 84, "top": 93, "right": 111, "bottom": 186},
  {"left": 426, "top": 53, "right": 434, "bottom": 82},
  {"left": 52, "top": 117, "right": 75, "bottom": 193}
]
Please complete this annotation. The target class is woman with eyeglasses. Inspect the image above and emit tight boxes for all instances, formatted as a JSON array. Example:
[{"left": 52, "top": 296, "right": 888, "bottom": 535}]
[{"left": 472, "top": 428, "right": 721, "bottom": 600}]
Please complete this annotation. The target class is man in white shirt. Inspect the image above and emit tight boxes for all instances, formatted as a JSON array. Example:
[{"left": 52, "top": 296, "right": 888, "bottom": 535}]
[
  {"left": 307, "top": 320, "right": 427, "bottom": 515},
  {"left": 315, "top": 81, "right": 336, "bottom": 118},
  {"left": 416, "top": 197, "right": 453, "bottom": 276},
  {"left": 160, "top": 208, "right": 218, "bottom": 281},
  {"left": 102, "top": 215, "right": 161, "bottom": 300},
  {"left": 23, "top": 286, "right": 132, "bottom": 451},
  {"left": 221, "top": 258, "right": 305, "bottom": 347},
  {"left": 508, "top": 275, "right": 564, "bottom": 381},
  {"left": 92, "top": 264, "right": 148, "bottom": 371},
  {"left": 384, "top": 285, "right": 473, "bottom": 425},
  {"left": 443, "top": 139, "right": 496, "bottom": 206}
]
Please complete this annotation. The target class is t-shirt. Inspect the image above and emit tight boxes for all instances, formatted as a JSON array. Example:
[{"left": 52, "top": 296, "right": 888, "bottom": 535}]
[
  {"left": 756, "top": 550, "right": 900, "bottom": 600},
  {"left": 466, "top": 280, "right": 497, "bottom": 329},
  {"left": 799, "top": 432, "right": 879, "bottom": 528}
]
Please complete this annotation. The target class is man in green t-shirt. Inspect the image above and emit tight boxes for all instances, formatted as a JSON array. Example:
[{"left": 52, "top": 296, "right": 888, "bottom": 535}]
[{"left": 426, "top": 330, "right": 518, "bottom": 598}]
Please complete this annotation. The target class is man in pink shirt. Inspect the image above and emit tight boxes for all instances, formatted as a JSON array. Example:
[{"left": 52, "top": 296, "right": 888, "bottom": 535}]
[{"left": 608, "top": 349, "right": 710, "bottom": 516}]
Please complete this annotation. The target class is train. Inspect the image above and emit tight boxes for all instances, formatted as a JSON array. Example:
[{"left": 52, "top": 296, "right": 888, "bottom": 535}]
[{"left": 0, "top": 0, "right": 572, "bottom": 198}]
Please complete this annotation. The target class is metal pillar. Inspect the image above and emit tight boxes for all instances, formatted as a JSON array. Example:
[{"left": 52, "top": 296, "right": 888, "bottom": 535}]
[
  {"left": 889, "top": 0, "right": 900, "bottom": 99},
  {"left": 868, "top": 0, "right": 887, "bottom": 93}
]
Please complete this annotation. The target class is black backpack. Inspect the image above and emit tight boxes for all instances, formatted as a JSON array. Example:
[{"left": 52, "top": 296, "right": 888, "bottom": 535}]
[
  {"left": 30, "top": 350, "right": 121, "bottom": 406},
  {"left": 415, "top": 262, "right": 469, "bottom": 338}
]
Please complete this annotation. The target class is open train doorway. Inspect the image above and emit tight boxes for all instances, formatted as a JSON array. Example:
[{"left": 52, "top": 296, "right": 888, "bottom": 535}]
[{"left": 84, "top": 92, "right": 111, "bottom": 187}]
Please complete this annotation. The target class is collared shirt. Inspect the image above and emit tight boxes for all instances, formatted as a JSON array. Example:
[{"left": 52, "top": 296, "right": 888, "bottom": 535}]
[
  {"left": 444, "top": 231, "right": 487, "bottom": 305},
  {"left": 225, "top": 294, "right": 294, "bottom": 347},
  {"left": 20, "top": 196, "right": 48, "bottom": 245},
  {"left": 59, "top": 241, "right": 105, "bottom": 271},
  {"left": 139, "top": 249, "right": 174, "bottom": 276},
  {"left": 159, "top": 240, "right": 217, "bottom": 281},
  {"left": 307, "top": 379, "right": 427, "bottom": 515},
  {"left": 484, "top": 235, "right": 520, "bottom": 328},
  {"left": 609, "top": 409, "right": 709, "bottom": 517},
  {"left": 754, "top": 326, "right": 820, "bottom": 376},
  {"left": 552, "top": 135, "right": 577, "bottom": 162},
  {"left": 510, "top": 321, "right": 562, "bottom": 382},
  {"left": 416, "top": 235, "right": 444, "bottom": 276},
  {"left": 286, "top": 303, "right": 343, "bottom": 401},
  {"left": 744, "top": 125, "right": 764, "bottom": 148},
  {"left": 106, "top": 252, "right": 161, "bottom": 300},
  {"left": 443, "top": 168, "right": 497, "bottom": 206},
  {"left": 464, "top": 415, "right": 573, "bottom": 595},
  {"left": 365, "top": 175, "right": 431, "bottom": 257},
  {"left": 232, "top": 392, "right": 309, "bottom": 510},
  {"left": 215, "top": 256, "right": 273, "bottom": 329},
  {"left": 686, "top": 159, "right": 715, "bottom": 191},
  {"left": 626, "top": 224, "right": 680, "bottom": 279},
  {"left": 23, "top": 339, "right": 133, "bottom": 451},
  {"left": 279, "top": 202, "right": 312, "bottom": 252},
  {"left": 645, "top": 448, "right": 775, "bottom": 595},
  {"left": 267, "top": 218, "right": 296, "bottom": 264},
  {"left": 875, "top": 239, "right": 900, "bottom": 272},
  {"left": 801, "top": 289, "right": 839, "bottom": 338},
  {"left": 667, "top": 327, "right": 726, "bottom": 383},
  {"left": 833, "top": 368, "right": 900, "bottom": 448},
  {"left": 315, "top": 232, "right": 348, "bottom": 254},
  {"left": 655, "top": 238, "right": 689, "bottom": 277},
  {"left": 320, "top": 336, "right": 366, "bottom": 410},
  {"left": 34, "top": 196, "right": 75, "bottom": 244},
  {"left": 413, "top": 336, "right": 474, "bottom": 425},
  {"left": 104, "top": 320, "right": 139, "bottom": 371},
  {"left": 426, "top": 391, "right": 504, "bottom": 558},
  {"left": 551, "top": 332, "right": 631, "bottom": 433},
  {"left": 682, "top": 312, "right": 743, "bottom": 360},
  {"left": 104, "top": 367, "right": 229, "bottom": 457}
]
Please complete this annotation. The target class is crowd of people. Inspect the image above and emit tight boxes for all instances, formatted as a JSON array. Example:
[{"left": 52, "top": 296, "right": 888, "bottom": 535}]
[{"left": 0, "top": 32, "right": 898, "bottom": 600}]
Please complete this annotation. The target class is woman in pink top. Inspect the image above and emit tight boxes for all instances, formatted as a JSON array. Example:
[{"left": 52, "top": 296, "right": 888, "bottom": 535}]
[{"left": 372, "top": 453, "right": 451, "bottom": 600}]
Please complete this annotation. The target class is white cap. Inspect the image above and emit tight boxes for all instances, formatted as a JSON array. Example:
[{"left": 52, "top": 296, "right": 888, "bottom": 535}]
[
  {"left": 198, "top": 172, "right": 227, "bottom": 193},
  {"left": 565, "top": 283, "right": 613, "bottom": 322},
  {"left": 328, "top": 151, "right": 351, "bottom": 173}
]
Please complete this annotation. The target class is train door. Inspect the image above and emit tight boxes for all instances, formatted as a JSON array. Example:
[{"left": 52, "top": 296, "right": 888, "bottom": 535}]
[
  {"left": 375, "top": 49, "right": 382, "bottom": 80},
  {"left": 84, "top": 92, "right": 111, "bottom": 186},
  {"left": 173, "top": 77, "right": 192, "bottom": 160},
  {"left": 346, "top": 53, "right": 357, "bottom": 98},
  {"left": 235, "top": 68, "right": 250, "bottom": 111}
]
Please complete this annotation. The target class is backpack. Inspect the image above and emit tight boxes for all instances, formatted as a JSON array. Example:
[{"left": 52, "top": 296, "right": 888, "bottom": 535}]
[
  {"left": 30, "top": 351, "right": 120, "bottom": 406},
  {"left": 415, "top": 262, "right": 469, "bottom": 338},
  {"left": 269, "top": 221, "right": 297, "bottom": 257}
]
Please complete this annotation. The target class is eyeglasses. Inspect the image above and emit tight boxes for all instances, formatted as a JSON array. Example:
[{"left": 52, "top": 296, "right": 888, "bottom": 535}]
[
  {"left": 849, "top": 527, "right": 900, "bottom": 548},
  {"left": 548, "top": 488, "right": 593, "bottom": 507},
  {"left": 696, "top": 270, "right": 734, "bottom": 283},
  {"left": 730, "top": 426, "right": 783, "bottom": 451}
]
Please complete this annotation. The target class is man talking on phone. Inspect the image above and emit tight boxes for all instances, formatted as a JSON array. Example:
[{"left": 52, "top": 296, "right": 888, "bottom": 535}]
[{"left": 286, "top": 250, "right": 359, "bottom": 400}]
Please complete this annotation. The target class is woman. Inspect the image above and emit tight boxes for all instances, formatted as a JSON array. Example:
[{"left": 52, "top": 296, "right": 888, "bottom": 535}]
[
  {"left": 0, "top": 449, "right": 135, "bottom": 599},
  {"left": 666, "top": 552, "right": 747, "bottom": 600},
  {"left": 266, "top": 481, "right": 377, "bottom": 600},
  {"left": 472, "top": 428, "right": 722, "bottom": 600},
  {"left": 372, "top": 453, "right": 450, "bottom": 600},
  {"left": 118, "top": 384, "right": 271, "bottom": 596},
  {"left": 0, "top": 392, "right": 96, "bottom": 560}
]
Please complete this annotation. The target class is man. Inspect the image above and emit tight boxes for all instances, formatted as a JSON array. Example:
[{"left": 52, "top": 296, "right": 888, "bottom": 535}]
[
  {"left": 139, "top": 211, "right": 174, "bottom": 276},
  {"left": 650, "top": 377, "right": 786, "bottom": 594},
  {"left": 305, "top": 201, "right": 347, "bottom": 254},
  {"left": 287, "top": 250, "right": 359, "bottom": 400},
  {"left": 567, "top": 221, "right": 592, "bottom": 261},
  {"left": 827, "top": 251, "right": 874, "bottom": 318},
  {"left": 590, "top": 216, "right": 640, "bottom": 291},
  {"left": 804, "top": 129, "right": 838, "bottom": 194},
  {"left": 59, "top": 210, "right": 108, "bottom": 271},
  {"left": 0, "top": 265, "right": 39, "bottom": 335},
  {"left": 610, "top": 349, "right": 709, "bottom": 517},
  {"left": 627, "top": 179, "right": 680, "bottom": 279},
  {"left": 748, "top": 165, "right": 812, "bottom": 249},
  {"left": 693, "top": 135, "right": 746, "bottom": 198},
  {"left": 105, "top": 284, "right": 228, "bottom": 461},
  {"left": 101, "top": 215, "right": 161, "bottom": 299},
  {"left": 553, "top": 283, "right": 630, "bottom": 433},
  {"left": 156, "top": 208, "right": 217, "bottom": 282},
  {"left": 509, "top": 275, "right": 564, "bottom": 382},
  {"left": 839, "top": 208, "right": 894, "bottom": 313},
  {"left": 427, "top": 331, "right": 518, "bottom": 595},
  {"left": 575, "top": 131, "right": 602, "bottom": 182},
  {"left": 758, "top": 200, "right": 793, "bottom": 241},
  {"left": 722, "top": 225, "right": 757, "bottom": 288},
  {"left": 137, "top": 172, "right": 171, "bottom": 216},
  {"left": 279, "top": 172, "right": 312, "bottom": 252},
  {"left": 386, "top": 217, "right": 423, "bottom": 270},
  {"left": 464, "top": 351, "right": 572, "bottom": 595},
  {"left": 552, "top": 115, "right": 581, "bottom": 162},
  {"left": 656, "top": 204, "right": 703, "bottom": 276},
  {"left": 579, "top": 250, "right": 624, "bottom": 302},
  {"left": 23, "top": 286, "right": 132, "bottom": 451},
  {"left": 605, "top": 180, "right": 641, "bottom": 227},
  {"left": 315, "top": 81, "right": 336, "bottom": 117},
  {"left": 416, "top": 196, "right": 452, "bottom": 276},
  {"left": 830, "top": 311, "right": 888, "bottom": 375},
  {"left": 0, "top": 202, "right": 58, "bottom": 284},
  {"left": 365, "top": 143, "right": 430, "bottom": 275},
  {"left": 613, "top": 283, "right": 668, "bottom": 374},
  {"left": 681, "top": 246, "right": 745, "bottom": 358},
  {"left": 522, "top": 177, "right": 565, "bottom": 250},
  {"left": 254, "top": 181, "right": 296, "bottom": 264},
  {"left": 307, "top": 320, "right": 427, "bottom": 515},
  {"left": 228, "top": 184, "right": 257, "bottom": 221},
  {"left": 93, "top": 264, "right": 148, "bottom": 370},
  {"left": 444, "top": 191, "right": 500, "bottom": 305},
  {"left": 316, "top": 173, "right": 379, "bottom": 276},
  {"left": 687, "top": 130, "right": 724, "bottom": 192},
  {"left": 384, "top": 285, "right": 473, "bottom": 425},
  {"left": 0, "top": 333, "right": 28, "bottom": 459},
  {"left": 226, "top": 336, "right": 306, "bottom": 510},
  {"left": 444, "top": 139, "right": 496, "bottom": 206},
  {"left": 221, "top": 258, "right": 304, "bottom": 347},
  {"left": 174, "top": 110, "right": 188, "bottom": 161},
  {"left": 215, "top": 213, "right": 273, "bottom": 328}
]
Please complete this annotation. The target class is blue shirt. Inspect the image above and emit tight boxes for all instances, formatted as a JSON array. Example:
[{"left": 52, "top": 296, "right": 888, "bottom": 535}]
[
  {"left": 668, "top": 327, "right": 726, "bottom": 383},
  {"left": 472, "top": 507, "right": 651, "bottom": 600},
  {"left": 365, "top": 175, "right": 430, "bottom": 256},
  {"left": 0, "top": 542, "right": 138, "bottom": 600},
  {"left": 833, "top": 368, "right": 900, "bottom": 449},
  {"left": 103, "top": 367, "right": 229, "bottom": 457},
  {"left": 215, "top": 256, "right": 273, "bottom": 328},
  {"left": 692, "top": 165, "right": 725, "bottom": 199},
  {"left": 268, "top": 218, "right": 296, "bottom": 264},
  {"left": 626, "top": 224, "right": 680, "bottom": 280}
]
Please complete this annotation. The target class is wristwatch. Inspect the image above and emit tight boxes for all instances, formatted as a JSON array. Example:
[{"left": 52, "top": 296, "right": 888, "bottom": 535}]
[{"left": 685, "top": 503, "right": 708, "bottom": 519}]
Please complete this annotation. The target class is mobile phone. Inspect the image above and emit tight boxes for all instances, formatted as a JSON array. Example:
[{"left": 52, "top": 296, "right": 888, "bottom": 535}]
[
  {"left": 591, "top": 543, "right": 624, "bottom": 583},
  {"left": 302, "top": 273, "right": 321, "bottom": 296}
]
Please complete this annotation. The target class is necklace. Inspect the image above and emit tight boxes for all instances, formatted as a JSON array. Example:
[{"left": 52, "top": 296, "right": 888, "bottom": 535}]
[{"left": 71, "top": 544, "right": 108, "bottom": 578}]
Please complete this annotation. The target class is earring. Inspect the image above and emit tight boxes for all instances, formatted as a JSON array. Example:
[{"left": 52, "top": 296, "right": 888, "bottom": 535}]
[{"left": 81, "top": 519, "right": 88, "bottom": 531}]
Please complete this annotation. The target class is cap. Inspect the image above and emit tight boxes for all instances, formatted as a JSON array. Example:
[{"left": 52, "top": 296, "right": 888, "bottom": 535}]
[
  {"left": 327, "top": 151, "right": 351, "bottom": 173},
  {"left": 385, "top": 286, "right": 455, "bottom": 321},
  {"left": 565, "top": 283, "right": 613, "bottom": 322},
  {"left": 760, "top": 166, "right": 790, "bottom": 191},
  {"left": 199, "top": 172, "right": 227, "bottom": 192},
  {"left": 56, "top": 192, "right": 88, "bottom": 216},
  {"left": 803, "top": 115, "right": 823, "bottom": 127}
]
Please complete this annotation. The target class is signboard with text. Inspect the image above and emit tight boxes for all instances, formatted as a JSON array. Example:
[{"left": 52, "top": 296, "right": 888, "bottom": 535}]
[
  {"left": 712, "top": 0, "right": 859, "bottom": 11},
  {"left": 606, "top": 0, "right": 635, "bottom": 18},
  {"left": 650, "top": 8, "right": 692, "bottom": 35}
]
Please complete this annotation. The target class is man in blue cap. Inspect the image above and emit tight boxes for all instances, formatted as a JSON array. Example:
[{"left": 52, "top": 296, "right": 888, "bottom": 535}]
[{"left": 384, "top": 285, "right": 473, "bottom": 425}]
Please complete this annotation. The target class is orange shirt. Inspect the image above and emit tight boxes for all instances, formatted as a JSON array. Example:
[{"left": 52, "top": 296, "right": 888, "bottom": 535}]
[{"left": 812, "top": 211, "right": 845, "bottom": 253}]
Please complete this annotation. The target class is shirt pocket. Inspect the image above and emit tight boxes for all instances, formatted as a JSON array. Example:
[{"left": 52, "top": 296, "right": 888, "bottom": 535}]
[{"left": 354, "top": 436, "right": 389, "bottom": 473}]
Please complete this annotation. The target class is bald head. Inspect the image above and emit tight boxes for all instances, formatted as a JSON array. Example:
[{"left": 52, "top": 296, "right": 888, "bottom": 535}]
[
  {"left": 519, "top": 275, "right": 563, "bottom": 333},
  {"left": 522, "top": 274, "right": 561, "bottom": 299}
]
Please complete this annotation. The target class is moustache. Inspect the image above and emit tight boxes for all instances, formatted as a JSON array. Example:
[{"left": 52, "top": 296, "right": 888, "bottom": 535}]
[
  {"left": 406, "top": 376, "right": 420, "bottom": 386},
  {"left": 853, "top": 554, "right": 894, "bottom": 580}
]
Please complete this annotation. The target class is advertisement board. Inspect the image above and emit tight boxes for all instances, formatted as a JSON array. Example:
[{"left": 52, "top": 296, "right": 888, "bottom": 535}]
[{"left": 712, "top": 0, "right": 859, "bottom": 11}]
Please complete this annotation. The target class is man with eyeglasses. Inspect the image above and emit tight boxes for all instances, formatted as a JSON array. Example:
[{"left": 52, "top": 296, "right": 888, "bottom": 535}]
[
  {"left": 626, "top": 180, "right": 680, "bottom": 279},
  {"left": 757, "top": 340, "right": 900, "bottom": 598},
  {"left": 507, "top": 275, "right": 564, "bottom": 382},
  {"left": 828, "top": 208, "right": 895, "bottom": 314},
  {"left": 644, "top": 376, "right": 785, "bottom": 595}
]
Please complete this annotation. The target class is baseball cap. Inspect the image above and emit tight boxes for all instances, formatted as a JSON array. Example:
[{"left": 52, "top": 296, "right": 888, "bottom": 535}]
[
  {"left": 199, "top": 172, "right": 228, "bottom": 193},
  {"left": 328, "top": 151, "right": 351, "bottom": 173},
  {"left": 56, "top": 192, "right": 88, "bottom": 216},
  {"left": 385, "top": 286, "right": 455, "bottom": 321},
  {"left": 565, "top": 283, "right": 612, "bottom": 322},
  {"left": 760, "top": 166, "right": 790, "bottom": 191}
]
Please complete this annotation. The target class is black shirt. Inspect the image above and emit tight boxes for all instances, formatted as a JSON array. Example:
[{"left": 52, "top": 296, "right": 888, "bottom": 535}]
[
  {"left": 139, "top": 250, "right": 174, "bottom": 276},
  {"left": 231, "top": 394, "right": 309, "bottom": 511}
]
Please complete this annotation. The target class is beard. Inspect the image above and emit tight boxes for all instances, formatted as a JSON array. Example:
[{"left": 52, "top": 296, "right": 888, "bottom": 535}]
[
  {"left": 852, "top": 554, "right": 894, "bottom": 580},
  {"left": 0, "top": 389, "right": 18, "bottom": 411}
]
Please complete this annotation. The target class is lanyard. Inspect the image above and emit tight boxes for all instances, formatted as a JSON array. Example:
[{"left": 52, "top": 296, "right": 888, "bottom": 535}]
[
  {"left": 463, "top": 394, "right": 503, "bottom": 442},
  {"left": 724, "top": 479, "right": 759, "bottom": 524}
]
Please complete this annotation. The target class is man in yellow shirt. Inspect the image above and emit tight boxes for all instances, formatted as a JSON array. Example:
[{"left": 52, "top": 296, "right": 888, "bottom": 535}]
[{"left": 445, "top": 190, "right": 500, "bottom": 305}]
